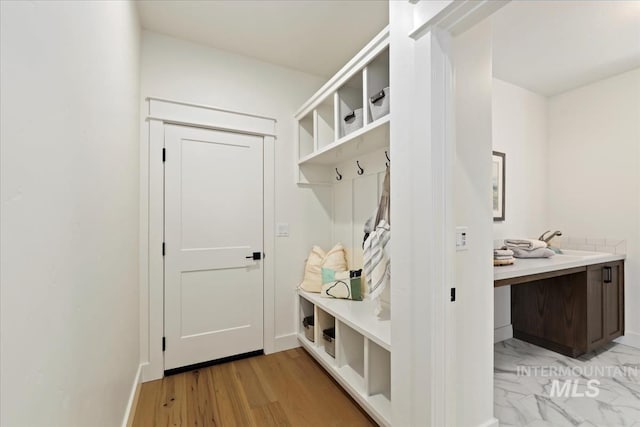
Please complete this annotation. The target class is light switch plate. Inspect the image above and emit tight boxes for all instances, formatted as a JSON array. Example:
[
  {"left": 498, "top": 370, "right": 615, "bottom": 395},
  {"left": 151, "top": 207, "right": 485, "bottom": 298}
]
[
  {"left": 456, "top": 226, "right": 468, "bottom": 251},
  {"left": 276, "top": 223, "right": 289, "bottom": 237}
]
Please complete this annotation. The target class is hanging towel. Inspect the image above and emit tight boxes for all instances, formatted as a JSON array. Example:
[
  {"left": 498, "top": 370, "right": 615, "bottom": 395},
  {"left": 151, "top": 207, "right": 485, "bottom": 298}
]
[
  {"left": 363, "top": 167, "right": 390, "bottom": 317},
  {"left": 504, "top": 239, "right": 547, "bottom": 250},
  {"left": 364, "top": 219, "right": 390, "bottom": 300}
]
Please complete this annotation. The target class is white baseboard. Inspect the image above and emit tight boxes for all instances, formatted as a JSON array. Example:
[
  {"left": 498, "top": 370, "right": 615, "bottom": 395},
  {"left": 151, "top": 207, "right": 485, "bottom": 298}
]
[
  {"left": 122, "top": 364, "right": 143, "bottom": 427},
  {"left": 477, "top": 417, "right": 499, "bottom": 427},
  {"left": 494, "top": 324, "right": 513, "bottom": 343},
  {"left": 615, "top": 331, "right": 640, "bottom": 350},
  {"left": 141, "top": 361, "right": 163, "bottom": 383},
  {"left": 273, "top": 333, "right": 300, "bottom": 353}
]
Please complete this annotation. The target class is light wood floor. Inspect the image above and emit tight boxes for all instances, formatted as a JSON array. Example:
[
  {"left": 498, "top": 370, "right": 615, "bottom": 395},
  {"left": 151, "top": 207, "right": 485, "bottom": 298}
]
[{"left": 132, "top": 347, "right": 376, "bottom": 427}]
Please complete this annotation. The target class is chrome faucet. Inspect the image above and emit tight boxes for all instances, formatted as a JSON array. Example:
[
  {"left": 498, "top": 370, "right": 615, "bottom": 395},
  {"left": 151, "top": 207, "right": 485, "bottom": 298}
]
[{"left": 538, "top": 230, "right": 563, "bottom": 244}]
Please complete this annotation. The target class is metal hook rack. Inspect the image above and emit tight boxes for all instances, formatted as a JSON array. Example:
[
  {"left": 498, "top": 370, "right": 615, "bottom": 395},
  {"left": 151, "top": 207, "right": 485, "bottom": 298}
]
[
  {"left": 356, "top": 160, "right": 364, "bottom": 175},
  {"left": 335, "top": 168, "right": 342, "bottom": 181},
  {"left": 385, "top": 150, "right": 390, "bottom": 167}
]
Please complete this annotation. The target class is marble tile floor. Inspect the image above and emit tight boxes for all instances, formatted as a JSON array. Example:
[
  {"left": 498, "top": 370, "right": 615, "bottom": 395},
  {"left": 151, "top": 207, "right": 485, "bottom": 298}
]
[{"left": 495, "top": 339, "right": 640, "bottom": 427}]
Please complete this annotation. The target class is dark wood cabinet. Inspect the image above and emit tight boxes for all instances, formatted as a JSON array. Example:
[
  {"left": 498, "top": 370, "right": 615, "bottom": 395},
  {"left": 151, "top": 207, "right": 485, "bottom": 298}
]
[
  {"left": 511, "top": 261, "right": 624, "bottom": 358},
  {"left": 587, "top": 261, "right": 624, "bottom": 350}
]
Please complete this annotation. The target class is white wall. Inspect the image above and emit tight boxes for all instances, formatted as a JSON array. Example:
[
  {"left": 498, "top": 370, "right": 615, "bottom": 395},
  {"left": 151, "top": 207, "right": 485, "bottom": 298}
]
[
  {"left": 0, "top": 2, "right": 141, "bottom": 426},
  {"left": 453, "top": 19, "right": 496, "bottom": 427},
  {"left": 139, "top": 31, "right": 332, "bottom": 364},
  {"left": 548, "top": 68, "right": 640, "bottom": 345},
  {"left": 332, "top": 150, "right": 390, "bottom": 304},
  {"left": 492, "top": 79, "right": 549, "bottom": 242},
  {"left": 492, "top": 78, "right": 549, "bottom": 340}
]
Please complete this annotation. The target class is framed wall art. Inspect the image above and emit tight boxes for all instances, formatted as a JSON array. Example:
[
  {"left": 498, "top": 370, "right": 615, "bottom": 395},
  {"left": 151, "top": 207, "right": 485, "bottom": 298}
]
[{"left": 492, "top": 151, "right": 505, "bottom": 221}]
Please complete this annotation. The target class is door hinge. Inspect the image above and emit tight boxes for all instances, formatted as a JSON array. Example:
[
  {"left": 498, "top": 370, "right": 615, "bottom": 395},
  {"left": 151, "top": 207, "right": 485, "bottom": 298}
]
[
  {"left": 450, "top": 288, "right": 456, "bottom": 302},
  {"left": 162, "top": 148, "right": 166, "bottom": 162},
  {"left": 162, "top": 242, "right": 165, "bottom": 256},
  {"left": 162, "top": 337, "right": 166, "bottom": 352}
]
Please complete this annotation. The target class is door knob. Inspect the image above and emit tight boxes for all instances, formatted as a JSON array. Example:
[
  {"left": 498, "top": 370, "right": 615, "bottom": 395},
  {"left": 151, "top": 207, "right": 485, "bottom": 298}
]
[{"left": 246, "top": 252, "right": 262, "bottom": 261}]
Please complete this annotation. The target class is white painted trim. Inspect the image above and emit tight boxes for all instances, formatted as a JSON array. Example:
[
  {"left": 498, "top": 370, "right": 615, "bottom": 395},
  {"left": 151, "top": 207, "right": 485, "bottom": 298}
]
[
  {"left": 477, "top": 417, "right": 500, "bottom": 427},
  {"left": 143, "top": 118, "right": 165, "bottom": 382},
  {"left": 148, "top": 98, "right": 277, "bottom": 137},
  {"left": 391, "top": 1, "right": 509, "bottom": 425},
  {"left": 410, "top": 0, "right": 509, "bottom": 40},
  {"left": 147, "top": 97, "right": 278, "bottom": 122},
  {"left": 274, "top": 333, "right": 300, "bottom": 353},
  {"left": 121, "top": 364, "right": 143, "bottom": 427},
  {"left": 294, "top": 26, "right": 389, "bottom": 120},
  {"left": 139, "top": 108, "right": 150, "bottom": 378},
  {"left": 615, "top": 331, "right": 640, "bottom": 350},
  {"left": 263, "top": 135, "right": 276, "bottom": 355},
  {"left": 494, "top": 325, "right": 513, "bottom": 343},
  {"left": 140, "top": 99, "right": 277, "bottom": 381}
]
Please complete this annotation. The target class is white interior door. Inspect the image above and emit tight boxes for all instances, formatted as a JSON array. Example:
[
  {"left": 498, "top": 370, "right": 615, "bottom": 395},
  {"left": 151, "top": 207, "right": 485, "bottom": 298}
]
[{"left": 164, "top": 124, "right": 264, "bottom": 371}]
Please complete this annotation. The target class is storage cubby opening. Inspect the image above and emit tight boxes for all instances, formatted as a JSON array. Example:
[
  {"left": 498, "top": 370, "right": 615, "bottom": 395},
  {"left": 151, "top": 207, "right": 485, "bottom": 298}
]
[
  {"left": 299, "top": 297, "right": 315, "bottom": 342},
  {"left": 367, "top": 340, "right": 391, "bottom": 401},
  {"left": 317, "top": 308, "right": 336, "bottom": 361},
  {"left": 298, "top": 114, "right": 314, "bottom": 159},
  {"left": 338, "top": 72, "right": 364, "bottom": 139},
  {"left": 315, "top": 97, "right": 336, "bottom": 150},
  {"left": 365, "top": 48, "right": 390, "bottom": 125},
  {"left": 338, "top": 322, "right": 365, "bottom": 390},
  {"left": 317, "top": 309, "right": 335, "bottom": 340}
]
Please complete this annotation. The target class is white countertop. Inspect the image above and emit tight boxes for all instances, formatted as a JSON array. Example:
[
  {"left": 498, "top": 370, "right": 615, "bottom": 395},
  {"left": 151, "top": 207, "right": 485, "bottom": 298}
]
[{"left": 494, "top": 249, "right": 625, "bottom": 281}]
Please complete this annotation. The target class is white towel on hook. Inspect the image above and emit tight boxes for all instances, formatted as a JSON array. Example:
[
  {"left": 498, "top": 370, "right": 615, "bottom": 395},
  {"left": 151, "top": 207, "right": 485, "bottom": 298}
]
[{"left": 363, "top": 219, "right": 390, "bottom": 311}]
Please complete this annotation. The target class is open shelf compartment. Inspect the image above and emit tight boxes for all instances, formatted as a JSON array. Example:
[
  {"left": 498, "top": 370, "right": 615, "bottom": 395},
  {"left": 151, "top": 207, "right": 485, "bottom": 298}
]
[
  {"left": 366, "top": 339, "right": 391, "bottom": 422},
  {"left": 299, "top": 296, "right": 315, "bottom": 343},
  {"left": 317, "top": 308, "right": 336, "bottom": 362},
  {"left": 338, "top": 72, "right": 364, "bottom": 139},
  {"left": 337, "top": 321, "right": 365, "bottom": 394},
  {"left": 298, "top": 113, "right": 314, "bottom": 160},
  {"left": 364, "top": 47, "right": 390, "bottom": 125},
  {"left": 315, "top": 95, "right": 337, "bottom": 150}
]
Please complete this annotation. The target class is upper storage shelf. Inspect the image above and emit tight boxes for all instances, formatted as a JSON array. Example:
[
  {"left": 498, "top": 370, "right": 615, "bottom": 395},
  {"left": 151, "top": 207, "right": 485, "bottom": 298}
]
[{"left": 295, "top": 27, "right": 389, "bottom": 182}]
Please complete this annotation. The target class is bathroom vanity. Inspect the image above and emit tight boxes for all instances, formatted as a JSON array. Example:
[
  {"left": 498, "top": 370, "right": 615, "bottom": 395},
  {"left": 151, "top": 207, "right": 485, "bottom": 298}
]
[{"left": 494, "top": 251, "right": 625, "bottom": 357}]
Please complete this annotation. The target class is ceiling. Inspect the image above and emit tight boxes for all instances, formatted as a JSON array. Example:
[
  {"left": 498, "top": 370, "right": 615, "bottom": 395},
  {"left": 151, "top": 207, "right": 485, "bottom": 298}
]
[
  {"left": 136, "top": 0, "right": 388, "bottom": 78},
  {"left": 492, "top": 1, "right": 640, "bottom": 96}
]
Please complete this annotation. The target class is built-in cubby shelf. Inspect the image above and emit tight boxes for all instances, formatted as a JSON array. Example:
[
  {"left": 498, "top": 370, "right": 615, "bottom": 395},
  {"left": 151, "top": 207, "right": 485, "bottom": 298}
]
[
  {"left": 298, "top": 116, "right": 389, "bottom": 166},
  {"left": 294, "top": 25, "right": 392, "bottom": 426},
  {"left": 299, "top": 290, "right": 390, "bottom": 350},
  {"left": 295, "top": 27, "right": 390, "bottom": 184},
  {"left": 297, "top": 290, "right": 391, "bottom": 426}
]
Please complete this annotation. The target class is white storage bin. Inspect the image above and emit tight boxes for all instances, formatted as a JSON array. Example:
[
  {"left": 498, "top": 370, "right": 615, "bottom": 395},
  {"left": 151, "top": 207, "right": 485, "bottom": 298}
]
[
  {"left": 368, "top": 87, "right": 390, "bottom": 121},
  {"left": 341, "top": 108, "right": 363, "bottom": 137}
]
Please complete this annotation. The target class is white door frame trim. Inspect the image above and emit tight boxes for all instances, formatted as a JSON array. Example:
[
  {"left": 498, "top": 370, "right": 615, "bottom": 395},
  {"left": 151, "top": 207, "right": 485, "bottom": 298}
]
[
  {"left": 140, "top": 97, "right": 277, "bottom": 382},
  {"left": 391, "top": 1, "right": 507, "bottom": 426}
]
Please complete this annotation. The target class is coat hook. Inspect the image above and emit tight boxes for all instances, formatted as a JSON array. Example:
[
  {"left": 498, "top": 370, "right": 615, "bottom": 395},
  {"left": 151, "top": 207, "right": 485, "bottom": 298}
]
[
  {"left": 356, "top": 160, "right": 364, "bottom": 175},
  {"left": 385, "top": 150, "right": 390, "bottom": 167},
  {"left": 335, "top": 168, "right": 342, "bottom": 181}
]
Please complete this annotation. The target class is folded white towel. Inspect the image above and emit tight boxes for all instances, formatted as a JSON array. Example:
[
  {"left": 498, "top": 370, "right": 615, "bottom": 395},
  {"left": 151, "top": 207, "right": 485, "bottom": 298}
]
[
  {"left": 504, "top": 239, "right": 547, "bottom": 250},
  {"left": 511, "top": 247, "right": 555, "bottom": 258},
  {"left": 494, "top": 249, "right": 514, "bottom": 257}
]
